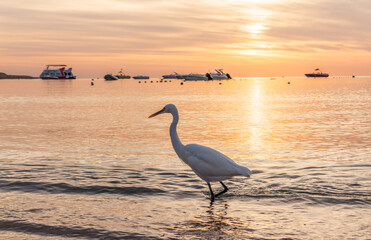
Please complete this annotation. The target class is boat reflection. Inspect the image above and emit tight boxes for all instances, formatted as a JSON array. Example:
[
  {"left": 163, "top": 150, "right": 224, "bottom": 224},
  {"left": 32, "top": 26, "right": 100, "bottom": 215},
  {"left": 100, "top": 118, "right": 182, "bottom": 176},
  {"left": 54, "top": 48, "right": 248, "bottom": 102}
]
[{"left": 176, "top": 201, "right": 253, "bottom": 239}]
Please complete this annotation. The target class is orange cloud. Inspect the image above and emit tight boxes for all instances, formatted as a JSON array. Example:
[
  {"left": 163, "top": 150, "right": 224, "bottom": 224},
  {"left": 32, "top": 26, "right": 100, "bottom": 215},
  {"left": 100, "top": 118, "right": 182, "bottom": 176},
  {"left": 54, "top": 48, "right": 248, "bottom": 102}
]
[{"left": 0, "top": 0, "right": 370, "bottom": 77}]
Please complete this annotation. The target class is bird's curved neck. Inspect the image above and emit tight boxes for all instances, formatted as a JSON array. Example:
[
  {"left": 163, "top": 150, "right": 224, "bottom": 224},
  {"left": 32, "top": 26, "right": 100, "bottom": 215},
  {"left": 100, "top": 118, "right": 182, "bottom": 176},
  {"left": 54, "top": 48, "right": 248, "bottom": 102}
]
[{"left": 170, "top": 110, "right": 184, "bottom": 159}]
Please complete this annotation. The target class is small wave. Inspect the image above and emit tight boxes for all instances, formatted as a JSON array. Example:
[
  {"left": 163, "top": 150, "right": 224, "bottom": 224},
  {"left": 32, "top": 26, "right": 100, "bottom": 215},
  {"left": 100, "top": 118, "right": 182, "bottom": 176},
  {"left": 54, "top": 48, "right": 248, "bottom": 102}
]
[
  {"left": 233, "top": 187, "right": 371, "bottom": 205},
  {"left": 0, "top": 180, "right": 166, "bottom": 196},
  {"left": 299, "top": 164, "right": 371, "bottom": 170},
  {"left": 0, "top": 219, "right": 166, "bottom": 239}
]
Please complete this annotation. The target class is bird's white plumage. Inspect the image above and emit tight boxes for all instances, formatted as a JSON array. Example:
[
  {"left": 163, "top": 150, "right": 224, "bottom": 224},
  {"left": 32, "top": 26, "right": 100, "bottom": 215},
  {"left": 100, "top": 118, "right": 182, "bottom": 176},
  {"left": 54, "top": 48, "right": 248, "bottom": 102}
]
[
  {"left": 149, "top": 103, "right": 251, "bottom": 200},
  {"left": 183, "top": 144, "right": 251, "bottom": 182}
]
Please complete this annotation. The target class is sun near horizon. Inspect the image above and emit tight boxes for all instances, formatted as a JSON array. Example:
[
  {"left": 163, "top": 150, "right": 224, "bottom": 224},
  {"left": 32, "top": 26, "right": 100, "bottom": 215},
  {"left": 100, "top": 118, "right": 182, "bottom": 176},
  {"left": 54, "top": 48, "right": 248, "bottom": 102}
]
[{"left": 1, "top": 0, "right": 370, "bottom": 78}]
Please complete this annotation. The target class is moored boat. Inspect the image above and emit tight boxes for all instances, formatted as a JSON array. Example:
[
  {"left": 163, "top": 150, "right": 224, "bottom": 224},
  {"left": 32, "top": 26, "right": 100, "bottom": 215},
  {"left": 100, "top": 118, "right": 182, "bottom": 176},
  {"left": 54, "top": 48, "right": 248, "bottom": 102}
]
[
  {"left": 40, "top": 65, "right": 76, "bottom": 79},
  {"left": 104, "top": 74, "right": 118, "bottom": 81},
  {"left": 133, "top": 75, "right": 149, "bottom": 79},
  {"left": 182, "top": 73, "right": 212, "bottom": 81},
  {"left": 305, "top": 68, "right": 329, "bottom": 78},
  {"left": 162, "top": 72, "right": 182, "bottom": 79},
  {"left": 115, "top": 69, "right": 131, "bottom": 79},
  {"left": 208, "top": 69, "right": 232, "bottom": 80}
]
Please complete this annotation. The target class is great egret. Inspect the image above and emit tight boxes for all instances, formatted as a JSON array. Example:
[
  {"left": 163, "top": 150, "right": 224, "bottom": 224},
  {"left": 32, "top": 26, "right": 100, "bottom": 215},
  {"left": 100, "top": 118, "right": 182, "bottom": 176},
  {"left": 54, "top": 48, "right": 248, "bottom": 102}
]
[{"left": 149, "top": 104, "right": 251, "bottom": 202}]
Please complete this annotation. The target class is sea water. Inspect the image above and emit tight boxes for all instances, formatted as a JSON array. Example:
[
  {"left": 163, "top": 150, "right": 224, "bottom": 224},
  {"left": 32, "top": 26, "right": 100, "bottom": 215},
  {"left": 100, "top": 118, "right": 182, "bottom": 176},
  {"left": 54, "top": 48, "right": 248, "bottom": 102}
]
[{"left": 0, "top": 77, "right": 370, "bottom": 239}]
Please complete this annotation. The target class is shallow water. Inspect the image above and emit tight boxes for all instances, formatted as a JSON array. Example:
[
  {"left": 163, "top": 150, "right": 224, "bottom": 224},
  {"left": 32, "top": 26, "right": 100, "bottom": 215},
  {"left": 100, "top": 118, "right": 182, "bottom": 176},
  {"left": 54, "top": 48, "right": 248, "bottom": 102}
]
[{"left": 0, "top": 77, "right": 370, "bottom": 239}]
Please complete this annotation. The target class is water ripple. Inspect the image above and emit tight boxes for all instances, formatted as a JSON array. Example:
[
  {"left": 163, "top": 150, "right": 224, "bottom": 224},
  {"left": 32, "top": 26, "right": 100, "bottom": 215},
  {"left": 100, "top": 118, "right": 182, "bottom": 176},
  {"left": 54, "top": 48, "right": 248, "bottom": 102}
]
[
  {"left": 0, "top": 180, "right": 166, "bottom": 196},
  {"left": 232, "top": 186, "right": 371, "bottom": 205},
  {"left": 0, "top": 219, "right": 166, "bottom": 239}
]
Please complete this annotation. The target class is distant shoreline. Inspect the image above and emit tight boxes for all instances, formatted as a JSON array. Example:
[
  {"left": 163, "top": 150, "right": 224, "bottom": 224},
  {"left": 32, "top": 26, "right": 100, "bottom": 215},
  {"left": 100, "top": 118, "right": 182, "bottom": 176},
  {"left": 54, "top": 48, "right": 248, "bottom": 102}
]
[{"left": 0, "top": 72, "right": 38, "bottom": 79}]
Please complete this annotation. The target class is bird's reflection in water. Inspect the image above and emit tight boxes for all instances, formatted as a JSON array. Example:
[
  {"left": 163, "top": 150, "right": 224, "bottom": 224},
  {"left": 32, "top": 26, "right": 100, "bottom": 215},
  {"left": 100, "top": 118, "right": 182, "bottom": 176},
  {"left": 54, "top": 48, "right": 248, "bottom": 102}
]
[{"left": 176, "top": 201, "right": 253, "bottom": 239}]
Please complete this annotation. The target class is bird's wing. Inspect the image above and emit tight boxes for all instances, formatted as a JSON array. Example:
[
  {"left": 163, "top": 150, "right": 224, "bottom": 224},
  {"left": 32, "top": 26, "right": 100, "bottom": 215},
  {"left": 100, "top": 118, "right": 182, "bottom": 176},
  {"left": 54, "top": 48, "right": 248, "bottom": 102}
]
[{"left": 184, "top": 144, "right": 247, "bottom": 179}]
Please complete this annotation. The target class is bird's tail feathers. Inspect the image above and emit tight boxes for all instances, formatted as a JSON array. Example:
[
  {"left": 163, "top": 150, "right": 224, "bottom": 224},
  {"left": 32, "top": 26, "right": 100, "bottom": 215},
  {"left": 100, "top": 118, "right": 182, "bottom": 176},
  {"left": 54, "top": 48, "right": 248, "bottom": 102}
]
[{"left": 238, "top": 166, "right": 252, "bottom": 177}]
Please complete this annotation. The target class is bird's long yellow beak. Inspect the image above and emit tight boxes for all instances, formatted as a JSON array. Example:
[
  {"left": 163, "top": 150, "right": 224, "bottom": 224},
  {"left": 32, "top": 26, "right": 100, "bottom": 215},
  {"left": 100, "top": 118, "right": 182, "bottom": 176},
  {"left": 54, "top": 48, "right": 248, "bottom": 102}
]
[{"left": 148, "top": 108, "right": 165, "bottom": 118}]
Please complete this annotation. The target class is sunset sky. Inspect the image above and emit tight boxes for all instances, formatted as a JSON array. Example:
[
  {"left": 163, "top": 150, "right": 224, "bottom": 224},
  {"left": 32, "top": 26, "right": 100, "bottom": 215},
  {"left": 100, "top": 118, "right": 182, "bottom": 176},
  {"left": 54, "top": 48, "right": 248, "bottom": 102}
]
[{"left": 1, "top": 0, "right": 370, "bottom": 78}]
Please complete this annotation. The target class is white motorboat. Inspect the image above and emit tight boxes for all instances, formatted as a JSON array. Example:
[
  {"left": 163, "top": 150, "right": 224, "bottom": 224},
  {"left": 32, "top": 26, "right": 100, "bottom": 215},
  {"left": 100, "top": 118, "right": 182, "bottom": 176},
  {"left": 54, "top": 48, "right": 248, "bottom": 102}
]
[
  {"left": 208, "top": 69, "right": 232, "bottom": 80},
  {"left": 162, "top": 72, "right": 182, "bottom": 79},
  {"left": 133, "top": 75, "right": 150, "bottom": 79},
  {"left": 40, "top": 65, "right": 76, "bottom": 80},
  {"left": 182, "top": 73, "right": 213, "bottom": 81}
]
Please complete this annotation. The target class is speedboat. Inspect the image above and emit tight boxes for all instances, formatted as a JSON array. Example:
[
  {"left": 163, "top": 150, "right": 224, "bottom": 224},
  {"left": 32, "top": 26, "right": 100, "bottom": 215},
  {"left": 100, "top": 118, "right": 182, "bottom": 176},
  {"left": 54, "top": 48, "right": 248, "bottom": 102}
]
[
  {"left": 133, "top": 75, "right": 149, "bottom": 79},
  {"left": 40, "top": 65, "right": 76, "bottom": 79},
  {"left": 207, "top": 69, "right": 232, "bottom": 80},
  {"left": 305, "top": 68, "right": 329, "bottom": 78},
  {"left": 162, "top": 72, "right": 182, "bottom": 79},
  {"left": 104, "top": 74, "right": 118, "bottom": 80},
  {"left": 182, "top": 73, "right": 212, "bottom": 81},
  {"left": 115, "top": 69, "right": 130, "bottom": 79}
]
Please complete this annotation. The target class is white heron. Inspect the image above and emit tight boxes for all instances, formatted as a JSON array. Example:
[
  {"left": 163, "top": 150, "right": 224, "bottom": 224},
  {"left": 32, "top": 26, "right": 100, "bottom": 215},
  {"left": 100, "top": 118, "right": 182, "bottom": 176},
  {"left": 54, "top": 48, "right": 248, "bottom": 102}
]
[{"left": 149, "top": 104, "right": 251, "bottom": 202}]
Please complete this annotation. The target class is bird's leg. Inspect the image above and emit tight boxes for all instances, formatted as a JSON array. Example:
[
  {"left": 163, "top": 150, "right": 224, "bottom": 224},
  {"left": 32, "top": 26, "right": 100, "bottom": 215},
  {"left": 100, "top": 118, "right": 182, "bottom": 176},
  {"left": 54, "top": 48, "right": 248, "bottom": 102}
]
[
  {"left": 215, "top": 181, "right": 228, "bottom": 197},
  {"left": 207, "top": 182, "right": 215, "bottom": 202}
]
